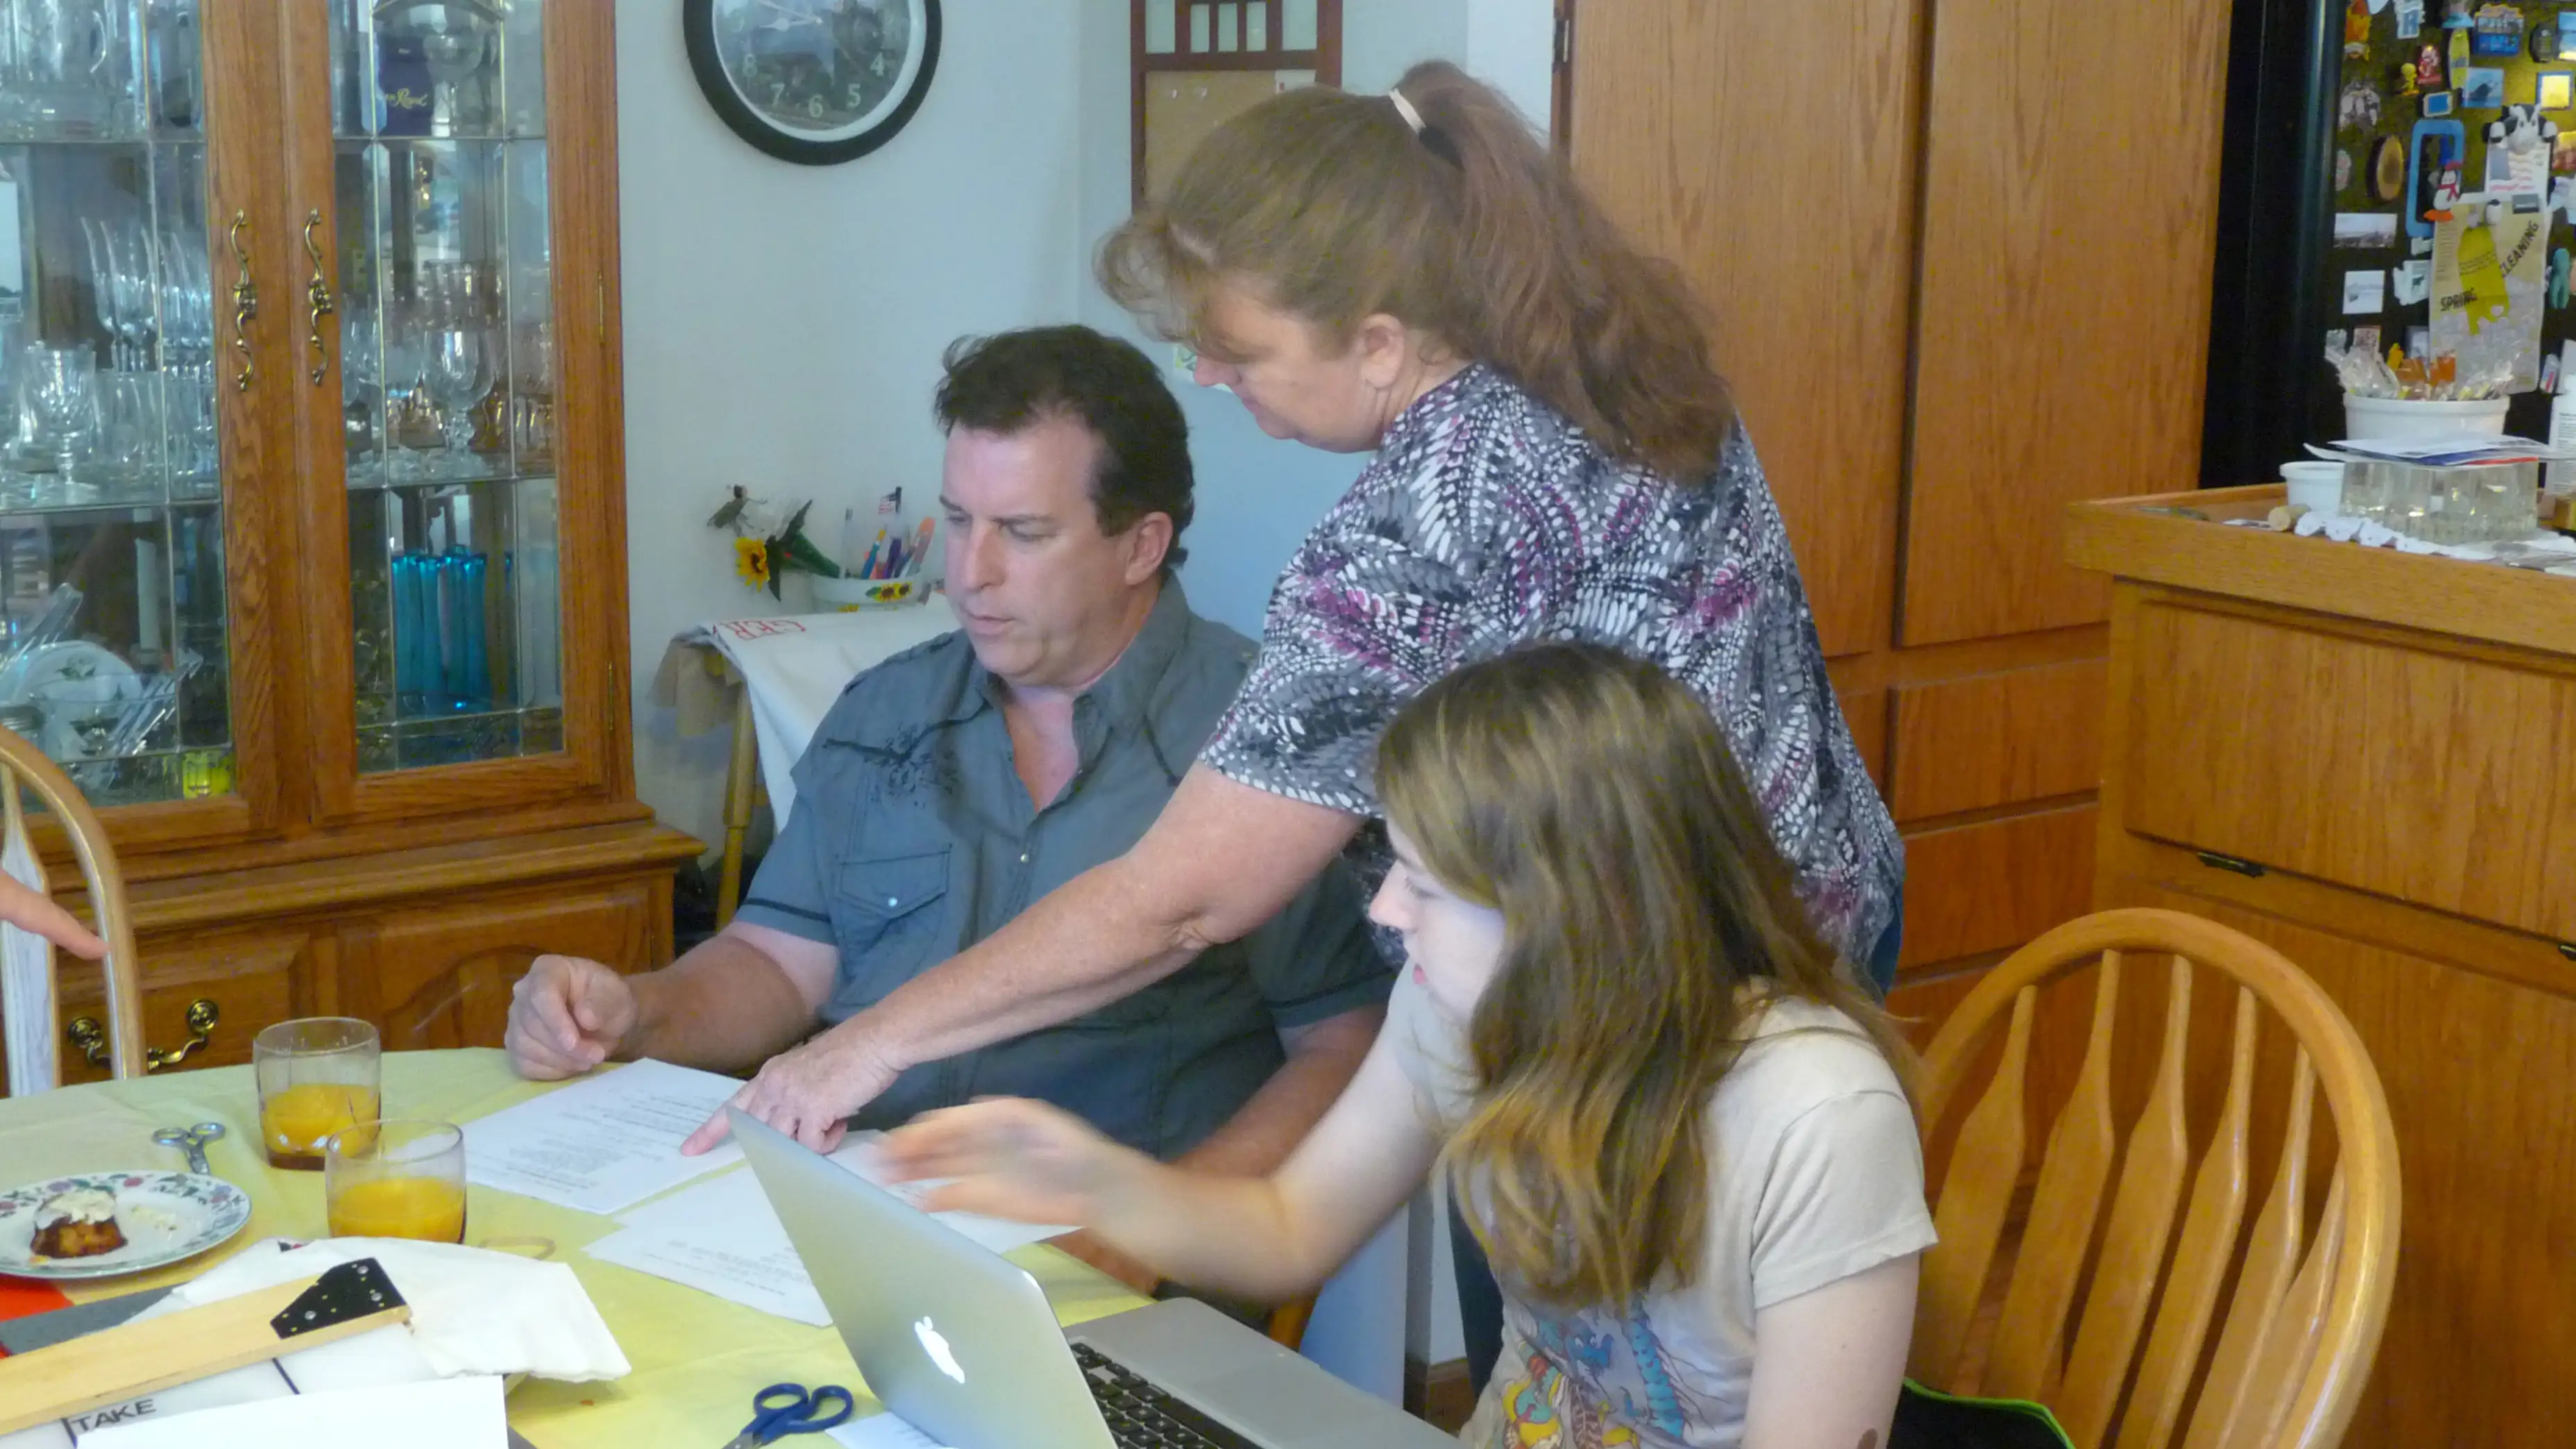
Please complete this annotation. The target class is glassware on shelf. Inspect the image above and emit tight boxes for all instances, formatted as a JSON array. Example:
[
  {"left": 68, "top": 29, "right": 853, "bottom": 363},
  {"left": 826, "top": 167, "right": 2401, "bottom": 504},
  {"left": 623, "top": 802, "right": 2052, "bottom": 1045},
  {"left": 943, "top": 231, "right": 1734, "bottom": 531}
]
[
  {"left": 343, "top": 306, "right": 383, "bottom": 482},
  {"left": 424, "top": 328, "right": 487, "bottom": 476},
  {"left": 509, "top": 316, "right": 553, "bottom": 468},
  {"left": 418, "top": 8, "right": 493, "bottom": 138},
  {"left": 144, "top": 0, "right": 202, "bottom": 134},
  {"left": 0, "top": 0, "right": 125, "bottom": 139},
  {"left": 96, "top": 370, "right": 164, "bottom": 498},
  {"left": 15, "top": 343, "right": 102, "bottom": 488},
  {"left": 79, "top": 217, "right": 156, "bottom": 373}
]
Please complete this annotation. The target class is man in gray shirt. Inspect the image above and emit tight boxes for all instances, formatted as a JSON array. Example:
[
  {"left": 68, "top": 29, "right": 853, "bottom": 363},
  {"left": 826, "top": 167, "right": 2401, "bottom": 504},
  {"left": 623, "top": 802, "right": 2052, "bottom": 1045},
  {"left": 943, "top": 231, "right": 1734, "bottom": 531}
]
[{"left": 505, "top": 326, "right": 1389, "bottom": 1285}]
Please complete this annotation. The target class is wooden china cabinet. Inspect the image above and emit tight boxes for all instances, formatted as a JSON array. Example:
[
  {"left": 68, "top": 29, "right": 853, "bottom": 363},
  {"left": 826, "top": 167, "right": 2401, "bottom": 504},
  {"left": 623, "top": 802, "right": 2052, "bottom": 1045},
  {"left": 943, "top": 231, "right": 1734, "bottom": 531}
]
[{"left": 0, "top": 0, "right": 696, "bottom": 1086}]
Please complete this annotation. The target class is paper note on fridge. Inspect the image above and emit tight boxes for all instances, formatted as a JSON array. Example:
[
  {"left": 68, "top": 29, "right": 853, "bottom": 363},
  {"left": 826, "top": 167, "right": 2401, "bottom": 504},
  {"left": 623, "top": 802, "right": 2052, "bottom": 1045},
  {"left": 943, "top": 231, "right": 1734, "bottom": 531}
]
[
  {"left": 2393, "top": 257, "right": 2432, "bottom": 304},
  {"left": 461, "top": 1058, "right": 743, "bottom": 1215}
]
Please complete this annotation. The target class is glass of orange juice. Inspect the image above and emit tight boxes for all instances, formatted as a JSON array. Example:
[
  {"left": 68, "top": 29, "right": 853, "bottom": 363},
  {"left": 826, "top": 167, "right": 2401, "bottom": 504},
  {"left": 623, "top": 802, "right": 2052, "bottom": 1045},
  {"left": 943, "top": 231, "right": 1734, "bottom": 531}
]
[
  {"left": 325, "top": 1119, "right": 468, "bottom": 1244},
  {"left": 254, "top": 1018, "right": 381, "bottom": 1171}
]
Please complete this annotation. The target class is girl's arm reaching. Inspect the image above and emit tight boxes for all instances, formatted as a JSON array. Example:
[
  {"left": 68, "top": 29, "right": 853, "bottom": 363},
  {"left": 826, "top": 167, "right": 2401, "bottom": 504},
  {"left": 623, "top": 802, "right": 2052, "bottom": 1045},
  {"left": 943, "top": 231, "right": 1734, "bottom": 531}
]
[{"left": 883, "top": 1022, "right": 1442, "bottom": 1303}]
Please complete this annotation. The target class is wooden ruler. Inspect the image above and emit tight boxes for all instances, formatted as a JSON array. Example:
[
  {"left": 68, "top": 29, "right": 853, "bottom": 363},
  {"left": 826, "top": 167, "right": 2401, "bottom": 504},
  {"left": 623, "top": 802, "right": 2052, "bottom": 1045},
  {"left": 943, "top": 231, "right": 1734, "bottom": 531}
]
[{"left": 0, "top": 1259, "right": 410, "bottom": 1436}]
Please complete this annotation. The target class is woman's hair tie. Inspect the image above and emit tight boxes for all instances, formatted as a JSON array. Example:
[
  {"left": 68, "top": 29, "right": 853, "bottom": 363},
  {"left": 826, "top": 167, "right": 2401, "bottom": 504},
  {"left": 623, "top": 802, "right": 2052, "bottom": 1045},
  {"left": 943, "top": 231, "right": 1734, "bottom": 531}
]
[{"left": 1387, "top": 86, "right": 1464, "bottom": 167}]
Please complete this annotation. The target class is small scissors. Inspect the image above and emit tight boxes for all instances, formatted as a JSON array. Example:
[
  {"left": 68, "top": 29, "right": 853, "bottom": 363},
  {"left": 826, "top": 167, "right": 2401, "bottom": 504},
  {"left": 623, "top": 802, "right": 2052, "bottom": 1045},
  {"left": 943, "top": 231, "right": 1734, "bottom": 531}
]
[{"left": 722, "top": 1382, "right": 856, "bottom": 1448}]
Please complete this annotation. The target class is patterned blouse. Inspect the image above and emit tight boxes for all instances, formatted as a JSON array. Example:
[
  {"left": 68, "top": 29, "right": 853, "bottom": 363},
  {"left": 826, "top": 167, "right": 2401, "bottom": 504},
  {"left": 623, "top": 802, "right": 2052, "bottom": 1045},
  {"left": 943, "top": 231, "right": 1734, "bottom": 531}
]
[{"left": 1201, "top": 364, "right": 1902, "bottom": 962}]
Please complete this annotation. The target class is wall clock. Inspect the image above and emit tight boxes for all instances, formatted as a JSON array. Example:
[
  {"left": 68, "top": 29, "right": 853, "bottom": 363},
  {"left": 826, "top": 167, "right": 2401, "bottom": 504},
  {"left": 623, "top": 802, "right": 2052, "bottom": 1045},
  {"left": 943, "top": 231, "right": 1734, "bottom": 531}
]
[{"left": 683, "top": 0, "right": 942, "bottom": 166}]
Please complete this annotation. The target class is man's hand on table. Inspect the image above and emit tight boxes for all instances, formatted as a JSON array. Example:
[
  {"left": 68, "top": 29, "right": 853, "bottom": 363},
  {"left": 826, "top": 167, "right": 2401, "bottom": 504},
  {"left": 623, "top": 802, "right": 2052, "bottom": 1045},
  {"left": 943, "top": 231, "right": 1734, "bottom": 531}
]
[
  {"left": 506, "top": 954, "right": 639, "bottom": 1080},
  {"left": 679, "top": 1015, "right": 902, "bottom": 1155}
]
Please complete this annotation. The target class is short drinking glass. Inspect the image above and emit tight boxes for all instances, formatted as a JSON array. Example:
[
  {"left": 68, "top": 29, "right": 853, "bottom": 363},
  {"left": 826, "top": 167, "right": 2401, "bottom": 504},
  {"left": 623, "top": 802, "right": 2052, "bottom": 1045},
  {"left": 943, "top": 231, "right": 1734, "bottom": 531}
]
[
  {"left": 254, "top": 1017, "right": 382, "bottom": 1171},
  {"left": 326, "top": 1119, "right": 468, "bottom": 1243}
]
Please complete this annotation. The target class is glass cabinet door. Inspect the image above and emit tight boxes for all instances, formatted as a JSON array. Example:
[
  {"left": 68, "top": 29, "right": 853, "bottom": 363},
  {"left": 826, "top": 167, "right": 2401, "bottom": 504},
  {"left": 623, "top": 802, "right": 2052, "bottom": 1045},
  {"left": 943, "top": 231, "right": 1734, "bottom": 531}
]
[
  {"left": 328, "top": 0, "right": 559, "bottom": 774},
  {"left": 0, "top": 0, "right": 237, "bottom": 806}
]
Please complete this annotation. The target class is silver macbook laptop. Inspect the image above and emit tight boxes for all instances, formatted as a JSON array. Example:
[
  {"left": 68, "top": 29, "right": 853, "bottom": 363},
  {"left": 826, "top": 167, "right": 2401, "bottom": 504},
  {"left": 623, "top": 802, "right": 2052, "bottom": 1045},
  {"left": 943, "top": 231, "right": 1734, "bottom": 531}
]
[{"left": 731, "top": 1108, "right": 1455, "bottom": 1449}]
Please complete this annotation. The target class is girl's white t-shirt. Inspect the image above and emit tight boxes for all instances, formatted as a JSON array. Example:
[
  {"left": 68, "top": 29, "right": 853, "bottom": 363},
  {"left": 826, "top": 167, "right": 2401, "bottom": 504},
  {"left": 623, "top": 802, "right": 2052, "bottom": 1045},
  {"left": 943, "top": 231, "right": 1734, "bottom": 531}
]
[{"left": 1385, "top": 969, "right": 1936, "bottom": 1449}]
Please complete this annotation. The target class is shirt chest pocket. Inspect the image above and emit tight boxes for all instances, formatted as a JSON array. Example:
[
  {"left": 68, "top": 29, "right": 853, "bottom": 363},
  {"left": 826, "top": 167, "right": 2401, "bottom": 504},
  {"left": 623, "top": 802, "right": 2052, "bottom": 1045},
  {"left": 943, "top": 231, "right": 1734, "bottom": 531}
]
[{"left": 831, "top": 848, "right": 955, "bottom": 999}]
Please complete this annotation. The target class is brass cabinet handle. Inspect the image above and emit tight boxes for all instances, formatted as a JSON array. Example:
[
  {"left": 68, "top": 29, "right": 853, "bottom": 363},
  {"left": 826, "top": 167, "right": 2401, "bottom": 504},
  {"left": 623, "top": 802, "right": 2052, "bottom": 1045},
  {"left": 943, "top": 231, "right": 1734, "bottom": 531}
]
[
  {"left": 228, "top": 211, "right": 257, "bottom": 391},
  {"left": 67, "top": 998, "right": 221, "bottom": 1072},
  {"left": 301, "top": 209, "right": 334, "bottom": 386}
]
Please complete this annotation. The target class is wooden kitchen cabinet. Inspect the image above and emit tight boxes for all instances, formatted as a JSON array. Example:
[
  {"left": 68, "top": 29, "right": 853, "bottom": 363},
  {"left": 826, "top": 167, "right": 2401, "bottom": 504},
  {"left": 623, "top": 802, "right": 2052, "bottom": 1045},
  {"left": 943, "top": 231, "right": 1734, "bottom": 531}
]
[
  {"left": 1564, "top": 0, "right": 2232, "bottom": 1001},
  {"left": 51, "top": 930, "right": 314, "bottom": 1085},
  {"left": 2072, "top": 484, "right": 2576, "bottom": 1448},
  {"left": 351, "top": 876, "right": 663, "bottom": 1051}
]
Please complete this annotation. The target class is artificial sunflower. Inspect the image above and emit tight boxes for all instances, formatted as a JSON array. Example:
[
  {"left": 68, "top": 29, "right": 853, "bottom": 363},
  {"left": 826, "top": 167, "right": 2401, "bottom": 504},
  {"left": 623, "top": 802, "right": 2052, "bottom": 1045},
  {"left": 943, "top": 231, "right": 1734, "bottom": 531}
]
[{"left": 734, "top": 535, "right": 772, "bottom": 590}]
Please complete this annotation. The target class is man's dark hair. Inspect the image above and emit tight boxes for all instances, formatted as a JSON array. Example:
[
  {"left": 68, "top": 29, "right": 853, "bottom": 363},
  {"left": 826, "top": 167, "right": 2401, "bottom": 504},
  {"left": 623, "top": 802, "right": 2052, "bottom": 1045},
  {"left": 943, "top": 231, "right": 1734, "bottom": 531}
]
[{"left": 934, "top": 325, "right": 1195, "bottom": 568}]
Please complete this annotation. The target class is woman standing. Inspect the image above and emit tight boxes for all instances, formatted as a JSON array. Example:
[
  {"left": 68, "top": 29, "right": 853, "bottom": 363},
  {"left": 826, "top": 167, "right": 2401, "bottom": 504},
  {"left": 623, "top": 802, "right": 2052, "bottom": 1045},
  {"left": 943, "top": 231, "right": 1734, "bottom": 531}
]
[{"left": 709, "top": 60, "right": 1901, "bottom": 1325}]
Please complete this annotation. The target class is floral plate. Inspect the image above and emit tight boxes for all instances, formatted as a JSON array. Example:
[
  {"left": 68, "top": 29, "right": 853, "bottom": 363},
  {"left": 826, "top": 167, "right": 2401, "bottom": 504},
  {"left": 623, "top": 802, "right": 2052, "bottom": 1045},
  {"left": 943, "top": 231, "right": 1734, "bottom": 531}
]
[{"left": 0, "top": 1171, "right": 251, "bottom": 1280}]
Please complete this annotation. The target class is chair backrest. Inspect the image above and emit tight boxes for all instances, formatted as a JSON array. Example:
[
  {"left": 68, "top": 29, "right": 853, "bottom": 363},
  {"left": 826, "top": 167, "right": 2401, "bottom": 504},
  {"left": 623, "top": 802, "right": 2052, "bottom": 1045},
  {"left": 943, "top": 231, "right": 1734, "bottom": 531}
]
[
  {"left": 1910, "top": 908, "right": 2398, "bottom": 1449},
  {"left": 0, "top": 727, "right": 142, "bottom": 1089}
]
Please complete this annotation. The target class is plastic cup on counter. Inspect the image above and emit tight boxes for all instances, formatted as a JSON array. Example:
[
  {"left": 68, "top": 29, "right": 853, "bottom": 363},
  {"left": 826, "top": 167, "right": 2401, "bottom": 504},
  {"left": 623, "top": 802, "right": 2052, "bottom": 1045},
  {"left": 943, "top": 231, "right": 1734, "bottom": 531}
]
[{"left": 2281, "top": 461, "right": 2345, "bottom": 515}]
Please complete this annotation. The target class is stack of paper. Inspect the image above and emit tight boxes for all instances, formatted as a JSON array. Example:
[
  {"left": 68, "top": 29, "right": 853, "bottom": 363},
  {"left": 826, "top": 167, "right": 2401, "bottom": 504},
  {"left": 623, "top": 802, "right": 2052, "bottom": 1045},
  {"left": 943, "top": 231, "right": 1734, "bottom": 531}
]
[
  {"left": 582, "top": 1133, "right": 1071, "bottom": 1328},
  {"left": 461, "top": 1059, "right": 746, "bottom": 1215},
  {"left": 2314, "top": 435, "right": 2576, "bottom": 465}
]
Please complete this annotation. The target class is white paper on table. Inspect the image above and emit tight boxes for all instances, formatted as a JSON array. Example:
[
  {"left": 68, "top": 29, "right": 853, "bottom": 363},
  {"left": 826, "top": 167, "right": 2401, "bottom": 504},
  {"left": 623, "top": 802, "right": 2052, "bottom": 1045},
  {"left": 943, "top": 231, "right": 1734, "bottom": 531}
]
[
  {"left": 461, "top": 1058, "right": 745, "bottom": 1214},
  {"left": 585, "top": 1169, "right": 833, "bottom": 1326},
  {"left": 828, "top": 1411, "right": 955, "bottom": 1448},
  {"left": 78, "top": 1376, "right": 507, "bottom": 1449},
  {"left": 582, "top": 1143, "right": 1072, "bottom": 1326}
]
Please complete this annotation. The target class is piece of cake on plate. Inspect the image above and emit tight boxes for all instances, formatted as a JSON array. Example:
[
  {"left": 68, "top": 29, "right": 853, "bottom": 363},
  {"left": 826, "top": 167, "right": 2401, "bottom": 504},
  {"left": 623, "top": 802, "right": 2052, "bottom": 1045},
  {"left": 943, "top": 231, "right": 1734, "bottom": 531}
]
[{"left": 31, "top": 1185, "right": 126, "bottom": 1260}]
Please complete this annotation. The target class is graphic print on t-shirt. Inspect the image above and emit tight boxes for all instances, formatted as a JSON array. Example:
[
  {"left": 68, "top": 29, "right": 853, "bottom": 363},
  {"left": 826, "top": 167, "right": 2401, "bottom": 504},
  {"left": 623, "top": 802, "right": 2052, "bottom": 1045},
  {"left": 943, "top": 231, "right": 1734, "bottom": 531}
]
[{"left": 1493, "top": 1303, "right": 1715, "bottom": 1448}]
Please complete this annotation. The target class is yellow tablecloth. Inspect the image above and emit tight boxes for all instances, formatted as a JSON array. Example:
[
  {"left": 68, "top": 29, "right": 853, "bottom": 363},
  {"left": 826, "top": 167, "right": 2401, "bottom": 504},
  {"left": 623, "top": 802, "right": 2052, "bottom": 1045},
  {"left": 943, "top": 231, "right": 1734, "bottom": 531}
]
[{"left": 0, "top": 1050, "right": 1149, "bottom": 1446}]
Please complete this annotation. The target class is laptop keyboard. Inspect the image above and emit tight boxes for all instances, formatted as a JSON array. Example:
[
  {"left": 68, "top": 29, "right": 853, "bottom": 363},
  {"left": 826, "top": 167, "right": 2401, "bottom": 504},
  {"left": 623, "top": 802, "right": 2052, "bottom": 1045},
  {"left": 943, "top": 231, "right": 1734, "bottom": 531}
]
[{"left": 1073, "top": 1341, "right": 1264, "bottom": 1449}]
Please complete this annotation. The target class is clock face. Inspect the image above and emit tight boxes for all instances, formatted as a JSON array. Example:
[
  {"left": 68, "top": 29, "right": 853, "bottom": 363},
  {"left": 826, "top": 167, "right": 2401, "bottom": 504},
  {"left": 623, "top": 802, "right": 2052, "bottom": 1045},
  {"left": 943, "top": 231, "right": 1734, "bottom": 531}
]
[{"left": 686, "top": 0, "right": 940, "bottom": 164}]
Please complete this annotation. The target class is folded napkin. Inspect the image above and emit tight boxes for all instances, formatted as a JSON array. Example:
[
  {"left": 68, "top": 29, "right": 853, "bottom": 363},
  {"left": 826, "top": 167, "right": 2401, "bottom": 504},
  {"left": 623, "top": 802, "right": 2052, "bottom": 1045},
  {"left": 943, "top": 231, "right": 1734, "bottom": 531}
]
[{"left": 161, "top": 1237, "right": 629, "bottom": 1382}]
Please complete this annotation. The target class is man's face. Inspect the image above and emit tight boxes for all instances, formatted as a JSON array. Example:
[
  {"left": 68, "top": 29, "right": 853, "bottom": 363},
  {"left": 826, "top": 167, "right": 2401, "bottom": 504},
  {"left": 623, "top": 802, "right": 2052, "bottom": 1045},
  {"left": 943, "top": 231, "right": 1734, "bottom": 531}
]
[{"left": 940, "top": 414, "right": 1167, "bottom": 692}]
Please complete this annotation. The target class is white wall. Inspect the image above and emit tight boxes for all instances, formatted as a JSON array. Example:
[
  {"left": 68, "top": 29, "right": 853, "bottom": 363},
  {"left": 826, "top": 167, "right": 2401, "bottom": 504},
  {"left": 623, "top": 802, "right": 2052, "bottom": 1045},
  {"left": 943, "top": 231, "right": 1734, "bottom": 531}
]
[{"left": 620, "top": 0, "right": 1085, "bottom": 847}]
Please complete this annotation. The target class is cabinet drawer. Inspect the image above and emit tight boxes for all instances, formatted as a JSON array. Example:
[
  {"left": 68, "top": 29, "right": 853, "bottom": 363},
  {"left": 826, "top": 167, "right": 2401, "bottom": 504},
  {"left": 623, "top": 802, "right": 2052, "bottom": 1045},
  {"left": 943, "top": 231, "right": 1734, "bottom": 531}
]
[
  {"left": 350, "top": 879, "right": 658, "bottom": 1052},
  {"left": 1899, "top": 804, "right": 2098, "bottom": 970},
  {"left": 50, "top": 933, "right": 311, "bottom": 1086},
  {"left": 1890, "top": 657, "right": 2105, "bottom": 821},
  {"left": 2124, "top": 602, "right": 2576, "bottom": 942}
]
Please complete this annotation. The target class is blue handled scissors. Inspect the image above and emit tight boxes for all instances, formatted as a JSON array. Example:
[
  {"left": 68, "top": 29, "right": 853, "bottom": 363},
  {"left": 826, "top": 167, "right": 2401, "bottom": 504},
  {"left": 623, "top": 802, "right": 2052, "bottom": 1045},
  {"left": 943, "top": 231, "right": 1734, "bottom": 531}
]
[{"left": 722, "top": 1382, "right": 856, "bottom": 1448}]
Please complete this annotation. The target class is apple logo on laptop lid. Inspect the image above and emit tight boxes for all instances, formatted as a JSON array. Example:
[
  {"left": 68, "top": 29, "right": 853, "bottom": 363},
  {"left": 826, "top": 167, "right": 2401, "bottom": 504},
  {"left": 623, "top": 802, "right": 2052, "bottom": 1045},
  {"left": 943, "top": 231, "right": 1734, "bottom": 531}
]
[{"left": 915, "top": 1316, "right": 966, "bottom": 1384}]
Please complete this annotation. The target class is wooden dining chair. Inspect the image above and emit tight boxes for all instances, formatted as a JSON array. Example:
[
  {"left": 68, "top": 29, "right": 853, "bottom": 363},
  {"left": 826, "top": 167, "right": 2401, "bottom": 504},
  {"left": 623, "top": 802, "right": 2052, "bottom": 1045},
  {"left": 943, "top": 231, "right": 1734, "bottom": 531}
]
[
  {"left": 1910, "top": 908, "right": 2399, "bottom": 1449},
  {"left": 0, "top": 725, "right": 143, "bottom": 1090},
  {"left": 1265, "top": 1293, "right": 1316, "bottom": 1351}
]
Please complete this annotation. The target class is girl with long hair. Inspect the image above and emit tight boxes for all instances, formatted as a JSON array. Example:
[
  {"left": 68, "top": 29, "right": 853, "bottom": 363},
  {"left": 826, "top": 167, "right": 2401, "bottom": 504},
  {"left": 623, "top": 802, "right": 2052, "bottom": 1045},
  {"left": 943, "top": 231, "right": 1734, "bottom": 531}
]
[{"left": 886, "top": 645, "right": 1932, "bottom": 1449}]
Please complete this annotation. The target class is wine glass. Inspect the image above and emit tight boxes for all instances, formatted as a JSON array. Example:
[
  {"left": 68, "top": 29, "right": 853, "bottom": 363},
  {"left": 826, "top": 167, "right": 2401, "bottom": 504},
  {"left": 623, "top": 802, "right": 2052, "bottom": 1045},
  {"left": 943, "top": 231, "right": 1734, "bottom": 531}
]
[
  {"left": 424, "top": 328, "right": 486, "bottom": 475},
  {"left": 96, "top": 371, "right": 162, "bottom": 498},
  {"left": 19, "top": 344, "right": 101, "bottom": 486},
  {"left": 418, "top": 12, "right": 489, "bottom": 137}
]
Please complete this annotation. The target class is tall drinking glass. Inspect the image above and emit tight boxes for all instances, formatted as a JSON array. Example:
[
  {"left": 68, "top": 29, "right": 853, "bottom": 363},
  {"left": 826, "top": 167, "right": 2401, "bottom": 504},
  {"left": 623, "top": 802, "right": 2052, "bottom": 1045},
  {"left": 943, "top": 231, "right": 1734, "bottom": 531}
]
[{"left": 254, "top": 1017, "right": 382, "bottom": 1170}]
